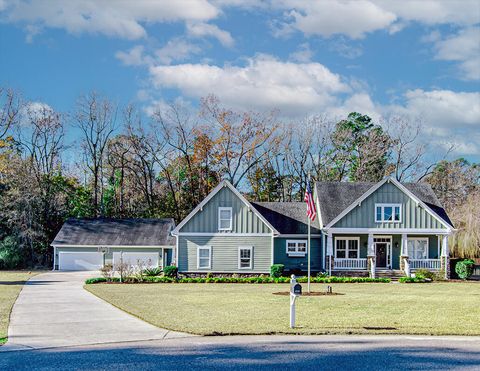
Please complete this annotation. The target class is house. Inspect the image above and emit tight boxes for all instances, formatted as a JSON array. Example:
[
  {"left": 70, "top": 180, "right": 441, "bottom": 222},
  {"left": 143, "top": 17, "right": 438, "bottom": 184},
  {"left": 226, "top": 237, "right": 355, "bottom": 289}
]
[
  {"left": 172, "top": 177, "right": 454, "bottom": 278},
  {"left": 52, "top": 218, "right": 175, "bottom": 271}
]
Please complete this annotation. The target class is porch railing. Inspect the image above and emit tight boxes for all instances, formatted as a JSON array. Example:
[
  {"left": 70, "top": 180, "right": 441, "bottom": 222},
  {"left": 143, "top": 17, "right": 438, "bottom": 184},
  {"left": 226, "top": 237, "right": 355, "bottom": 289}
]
[
  {"left": 334, "top": 258, "right": 367, "bottom": 270},
  {"left": 410, "top": 259, "right": 441, "bottom": 270}
]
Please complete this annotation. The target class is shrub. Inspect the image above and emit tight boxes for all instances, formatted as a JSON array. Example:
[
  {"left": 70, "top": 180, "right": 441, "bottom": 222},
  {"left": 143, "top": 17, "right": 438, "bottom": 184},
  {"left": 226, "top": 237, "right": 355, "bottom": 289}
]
[
  {"left": 414, "top": 269, "right": 437, "bottom": 281},
  {"left": 114, "top": 261, "right": 134, "bottom": 282},
  {"left": 206, "top": 272, "right": 213, "bottom": 279},
  {"left": 163, "top": 265, "right": 178, "bottom": 278},
  {"left": 0, "top": 236, "right": 23, "bottom": 269},
  {"left": 455, "top": 259, "right": 475, "bottom": 280},
  {"left": 143, "top": 267, "right": 162, "bottom": 277},
  {"left": 270, "top": 264, "right": 285, "bottom": 278},
  {"left": 399, "top": 276, "right": 427, "bottom": 283},
  {"left": 100, "top": 264, "right": 115, "bottom": 282},
  {"left": 85, "top": 277, "right": 120, "bottom": 284}
]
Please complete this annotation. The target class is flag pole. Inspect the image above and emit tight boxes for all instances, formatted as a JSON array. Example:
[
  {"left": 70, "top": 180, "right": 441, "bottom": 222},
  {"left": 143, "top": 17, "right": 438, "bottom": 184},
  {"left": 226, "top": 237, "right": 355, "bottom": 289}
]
[{"left": 307, "top": 172, "right": 311, "bottom": 293}]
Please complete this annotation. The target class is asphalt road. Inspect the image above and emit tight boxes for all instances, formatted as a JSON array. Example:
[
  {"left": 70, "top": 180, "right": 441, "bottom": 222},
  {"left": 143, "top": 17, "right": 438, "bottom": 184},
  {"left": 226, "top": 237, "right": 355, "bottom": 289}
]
[{"left": 1, "top": 335, "right": 479, "bottom": 371}]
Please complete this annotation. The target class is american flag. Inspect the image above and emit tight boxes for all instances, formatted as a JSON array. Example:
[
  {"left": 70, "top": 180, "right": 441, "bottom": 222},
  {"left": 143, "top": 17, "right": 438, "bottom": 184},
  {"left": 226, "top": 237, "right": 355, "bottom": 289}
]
[{"left": 304, "top": 179, "right": 316, "bottom": 221}]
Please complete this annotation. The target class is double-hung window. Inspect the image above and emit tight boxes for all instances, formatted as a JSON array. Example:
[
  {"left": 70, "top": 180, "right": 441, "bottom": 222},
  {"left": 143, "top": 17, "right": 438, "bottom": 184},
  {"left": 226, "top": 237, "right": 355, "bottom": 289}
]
[
  {"left": 218, "top": 207, "right": 233, "bottom": 231},
  {"left": 197, "top": 246, "right": 211, "bottom": 269},
  {"left": 375, "top": 203, "right": 401, "bottom": 223},
  {"left": 407, "top": 238, "right": 428, "bottom": 259},
  {"left": 238, "top": 246, "right": 253, "bottom": 269},
  {"left": 335, "top": 237, "right": 360, "bottom": 259},
  {"left": 286, "top": 240, "right": 307, "bottom": 257}
]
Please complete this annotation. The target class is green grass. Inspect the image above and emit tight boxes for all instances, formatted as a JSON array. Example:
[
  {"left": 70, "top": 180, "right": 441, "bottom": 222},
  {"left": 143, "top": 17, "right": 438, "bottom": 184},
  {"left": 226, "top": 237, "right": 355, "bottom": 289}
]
[
  {"left": 86, "top": 282, "right": 480, "bottom": 336},
  {"left": 0, "top": 271, "right": 38, "bottom": 344}
]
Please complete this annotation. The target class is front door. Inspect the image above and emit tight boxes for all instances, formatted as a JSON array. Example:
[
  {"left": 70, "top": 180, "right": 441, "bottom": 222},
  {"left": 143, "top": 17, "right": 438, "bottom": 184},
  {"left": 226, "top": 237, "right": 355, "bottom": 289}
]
[
  {"left": 375, "top": 243, "right": 387, "bottom": 268},
  {"left": 374, "top": 237, "right": 392, "bottom": 269}
]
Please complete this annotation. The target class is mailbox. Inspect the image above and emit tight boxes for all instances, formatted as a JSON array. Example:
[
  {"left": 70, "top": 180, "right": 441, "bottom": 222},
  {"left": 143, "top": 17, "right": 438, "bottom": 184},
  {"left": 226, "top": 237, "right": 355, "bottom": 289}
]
[{"left": 292, "top": 283, "right": 302, "bottom": 296}]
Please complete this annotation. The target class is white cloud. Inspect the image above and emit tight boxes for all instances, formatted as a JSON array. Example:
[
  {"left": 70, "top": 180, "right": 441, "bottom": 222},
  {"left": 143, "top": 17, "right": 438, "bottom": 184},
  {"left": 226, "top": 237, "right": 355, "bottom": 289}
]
[
  {"left": 187, "top": 22, "right": 234, "bottom": 47},
  {"left": 433, "top": 27, "right": 480, "bottom": 81},
  {"left": 1, "top": 0, "right": 219, "bottom": 40},
  {"left": 115, "top": 45, "right": 150, "bottom": 66},
  {"left": 288, "top": 43, "right": 313, "bottom": 62},
  {"left": 148, "top": 54, "right": 349, "bottom": 116}
]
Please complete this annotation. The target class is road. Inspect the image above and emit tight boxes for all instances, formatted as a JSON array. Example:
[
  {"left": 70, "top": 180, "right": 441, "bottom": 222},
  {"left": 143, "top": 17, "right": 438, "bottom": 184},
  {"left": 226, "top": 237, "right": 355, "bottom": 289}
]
[{"left": 1, "top": 335, "right": 479, "bottom": 370}]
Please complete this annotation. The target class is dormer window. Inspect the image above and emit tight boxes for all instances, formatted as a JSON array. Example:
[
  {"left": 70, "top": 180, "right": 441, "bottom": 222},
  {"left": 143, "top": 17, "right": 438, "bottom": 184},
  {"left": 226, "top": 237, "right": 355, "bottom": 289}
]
[
  {"left": 218, "top": 207, "right": 233, "bottom": 231},
  {"left": 375, "top": 203, "right": 401, "bottom": 223}
]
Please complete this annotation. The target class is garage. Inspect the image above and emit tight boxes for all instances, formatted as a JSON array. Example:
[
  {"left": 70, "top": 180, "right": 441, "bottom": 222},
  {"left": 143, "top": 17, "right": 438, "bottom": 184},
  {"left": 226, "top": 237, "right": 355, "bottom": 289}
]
[
  {"left": 52, "top": 218, "right": 176, "bottom": 271},
  {"left": 113, "top": 252, "right": 159, "bottom": 268},
  {"left": 59, "top": 252, "right": 104, "bottom": 271}
]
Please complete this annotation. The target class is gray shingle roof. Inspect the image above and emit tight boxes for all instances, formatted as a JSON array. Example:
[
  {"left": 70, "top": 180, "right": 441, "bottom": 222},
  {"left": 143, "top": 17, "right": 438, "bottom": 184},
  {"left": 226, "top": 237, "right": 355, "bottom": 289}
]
[
  {"left": 315, "top": 181, "right": 453, "bottom": 227},
  {"left": 252, "top": 202, "right": 321, "bottom": 235},
  {"left": 52, "top": 218, "right": 176, "bottom": 247}
]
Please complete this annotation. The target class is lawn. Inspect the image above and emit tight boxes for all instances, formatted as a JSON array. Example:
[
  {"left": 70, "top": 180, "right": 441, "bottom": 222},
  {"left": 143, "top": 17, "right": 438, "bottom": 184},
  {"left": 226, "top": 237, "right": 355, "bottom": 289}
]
[
  {"left": 0, "top": 271, "right": 38, "bottom": 345},
  {"left": 86, "top": 282, "right": 480, "bottom": 336}
]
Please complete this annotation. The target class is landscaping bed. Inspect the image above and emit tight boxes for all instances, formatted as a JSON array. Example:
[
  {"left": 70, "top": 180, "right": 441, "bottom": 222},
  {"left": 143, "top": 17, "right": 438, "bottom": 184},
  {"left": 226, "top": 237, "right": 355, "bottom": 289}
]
[{"left": 85, "top": 281, "right": 480, "bottom": 336}]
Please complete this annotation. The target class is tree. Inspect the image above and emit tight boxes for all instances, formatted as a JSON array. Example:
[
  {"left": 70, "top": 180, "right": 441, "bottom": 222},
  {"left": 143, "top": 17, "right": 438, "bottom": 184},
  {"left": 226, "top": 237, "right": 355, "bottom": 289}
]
[
  {"left": 0, "top": 88, "right": 20, "bottom": 141},
  {"left": 75, "top": 93, "right": 117, "bottom": 216}
]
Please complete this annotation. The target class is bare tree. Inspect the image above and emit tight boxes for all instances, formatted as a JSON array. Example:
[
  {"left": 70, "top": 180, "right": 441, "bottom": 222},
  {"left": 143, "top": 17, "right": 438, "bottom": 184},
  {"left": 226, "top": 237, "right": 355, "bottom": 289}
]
[
  {"left": 75, "top": 93, "right": 117, "bottom": 216},
  {"left": 0, "top": 88, "right": 20, "bottom": 140}
]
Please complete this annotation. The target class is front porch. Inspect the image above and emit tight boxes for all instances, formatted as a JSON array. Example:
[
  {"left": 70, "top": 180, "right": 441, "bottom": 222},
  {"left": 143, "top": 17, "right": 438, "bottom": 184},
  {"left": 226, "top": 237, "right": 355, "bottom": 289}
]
[{"left": 325, "top": 232, "right": 450, "bottom": 278}]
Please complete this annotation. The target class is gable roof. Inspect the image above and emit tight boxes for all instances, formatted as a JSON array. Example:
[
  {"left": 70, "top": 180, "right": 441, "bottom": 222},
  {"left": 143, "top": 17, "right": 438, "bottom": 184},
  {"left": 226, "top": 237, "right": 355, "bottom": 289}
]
[
  {"left": 317, "top": 177, "right": 454, "bottom": 229},
  {"left": 251, "top": 202, "right": 322, "bottom": 235},
  {"left": 171, "top": 180, "right": 278, "bottom": 235},
  {"left": 52, "top": 218, "right": 176, "bottom": 247}
]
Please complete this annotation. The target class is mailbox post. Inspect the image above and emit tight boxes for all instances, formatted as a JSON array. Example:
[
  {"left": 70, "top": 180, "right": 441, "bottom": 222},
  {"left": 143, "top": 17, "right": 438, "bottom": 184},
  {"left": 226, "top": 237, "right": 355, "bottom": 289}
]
[{"left": 290, "top": 274, "right": 302, "bottom": 328}]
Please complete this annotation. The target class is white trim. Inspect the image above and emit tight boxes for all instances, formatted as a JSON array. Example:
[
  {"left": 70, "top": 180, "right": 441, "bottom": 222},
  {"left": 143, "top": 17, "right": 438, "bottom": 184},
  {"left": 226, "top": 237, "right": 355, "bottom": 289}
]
[
  {"left": 375, "top": 203, "right": 402, "bottom": 223},
  {"left": 238, "top": 246, "right": 253, "bottom": 269},
  {"left": 334, "top": 237, "right": 360, "bottom": 259},
  {"left": 324, "top": 176, "right": 453, "bottom": 230},
  {"left": 180, "top": 270, "right": 270, "bottom": 274},
  {"left": 270, "top": 233, "right": 274, "bottom": 266},
  {"left": 276, "top": 234, "right": 322, "bottom": 238},
  {"left": 197, "top": 246, "right": 212, "bottom": 269},
  {"left": 218, "top": 206, "right": 233, "bottom": 231},
  {"left": 175, "top": 232, "right": 272, "bottom": 237},
  {"left": 52, "top": 244, "right": 174, "bottom": 248},
  {"left": 286, "top": 239, "right": 308, "bottom": 257},
  {"left": 171, "top": 180, "right": 278, "bottom": 235},
  {"left": 314, "top": 182, "right": 324, "bottom": 228},
  {"left": 326, "top": 227, "right": 450, "bottom": 235},
  {"left": 373, "top": 235, "right": 392, "bottom": 268},
  {"left": 53, "top": 246, "right": 57, "bottom": 271},
  {"left": 407, "top": 237, "right": 429, "bottom": 260}
]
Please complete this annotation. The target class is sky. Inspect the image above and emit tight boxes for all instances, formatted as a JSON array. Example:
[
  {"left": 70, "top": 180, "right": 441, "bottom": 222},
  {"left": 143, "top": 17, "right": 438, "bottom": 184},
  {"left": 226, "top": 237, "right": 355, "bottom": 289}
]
[{"left": 0, "top": 0, "right": 479, "bottom": 161}]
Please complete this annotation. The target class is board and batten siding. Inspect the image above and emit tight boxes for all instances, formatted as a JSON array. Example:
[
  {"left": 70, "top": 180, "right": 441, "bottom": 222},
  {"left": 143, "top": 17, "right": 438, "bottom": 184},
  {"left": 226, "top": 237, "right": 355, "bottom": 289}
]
[
  {"left": 273, "top": 237, "right": 322, "bottom": 272},
  {"left": 180, "top": 186, "right": 272, "bottom": 234},
  {"left": 333, "top": 182, "right": 446, "bottom": 229},
  {"left": 178, "top": 236, "right": 272, "bottom": 273}
]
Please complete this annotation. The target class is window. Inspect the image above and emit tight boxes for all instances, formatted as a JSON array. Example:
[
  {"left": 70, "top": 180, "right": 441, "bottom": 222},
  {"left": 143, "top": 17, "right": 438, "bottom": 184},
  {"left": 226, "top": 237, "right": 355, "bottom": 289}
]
[
  {"left": 238, "top": 246, "right": 253, "bottom": 269},
  {"left": 286, "top": 240, "right": 307, "bottom": 257},
  {"left": 218, "top": 207, "right": 232, "bottom": 231},
  {"left": 375, "top": 204, "right": 401, "bottom": 222},
  {"left": 407, "top": 238, "right": 428, "bottom": 259},
  {"left": 197, "top": 246, "right": 211, "bottom": 269},
  {"left": 335, "top": 237, "right": 360, "bottom": 259}
]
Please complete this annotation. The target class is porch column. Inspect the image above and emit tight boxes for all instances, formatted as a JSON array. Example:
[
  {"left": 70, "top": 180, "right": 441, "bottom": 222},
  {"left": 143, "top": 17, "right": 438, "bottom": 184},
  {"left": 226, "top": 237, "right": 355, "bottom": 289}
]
[
  {"left": 327, "top": 234, "right": 333, "bottom": 276},
  {"left": 441, "top": 235, "right": 450, "bottom": 280},
  {"left": 367, "top": 234, "right": 375, "bottom": 278},
  {"left": 52, "top": 246, "right": 57, "bottom": 271},
  {"left": 400, "top": 233, "right": 410, "bottom": 277}
]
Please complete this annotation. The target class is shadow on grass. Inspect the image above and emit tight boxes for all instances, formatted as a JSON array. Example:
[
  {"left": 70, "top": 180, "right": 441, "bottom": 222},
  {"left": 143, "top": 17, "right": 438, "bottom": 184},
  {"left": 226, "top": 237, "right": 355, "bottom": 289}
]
[{"left": 0, "top": 338, "right": 479, "bottom": 370}]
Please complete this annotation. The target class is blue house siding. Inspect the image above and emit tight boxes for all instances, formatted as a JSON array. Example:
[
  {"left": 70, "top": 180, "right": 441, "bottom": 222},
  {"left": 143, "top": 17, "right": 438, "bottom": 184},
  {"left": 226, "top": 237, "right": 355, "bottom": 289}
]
[
  {"left": 181, "top": 186, "right": 272, "bottom": 234},
  {"left": 178, "top": 235, "right": 272, "bottom": 273},
  {"left": 333, "top": 182, "right": 446, "bottom": 229},
  {"left": 273, "top": 237, "right": 322, "bottom": 272}
]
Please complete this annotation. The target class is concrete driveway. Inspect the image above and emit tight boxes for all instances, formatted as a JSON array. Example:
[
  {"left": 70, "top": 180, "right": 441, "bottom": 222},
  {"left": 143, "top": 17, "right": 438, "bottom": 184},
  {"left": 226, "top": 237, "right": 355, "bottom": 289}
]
[{"left": 1, "top": 271, "right": 190, "bottom": 351}]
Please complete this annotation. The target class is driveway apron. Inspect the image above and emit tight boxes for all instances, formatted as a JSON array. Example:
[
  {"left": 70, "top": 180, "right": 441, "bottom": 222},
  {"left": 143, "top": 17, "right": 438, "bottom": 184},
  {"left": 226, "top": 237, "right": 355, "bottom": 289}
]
[{"left": 2, "top": 271, "right": 189, "bottom": 351}]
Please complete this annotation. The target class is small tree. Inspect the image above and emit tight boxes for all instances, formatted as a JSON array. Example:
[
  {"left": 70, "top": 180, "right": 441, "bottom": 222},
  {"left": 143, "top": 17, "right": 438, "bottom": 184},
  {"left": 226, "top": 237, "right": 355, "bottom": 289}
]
[{"left": 455, "top": 259, "right": 475, "bottom": 280}]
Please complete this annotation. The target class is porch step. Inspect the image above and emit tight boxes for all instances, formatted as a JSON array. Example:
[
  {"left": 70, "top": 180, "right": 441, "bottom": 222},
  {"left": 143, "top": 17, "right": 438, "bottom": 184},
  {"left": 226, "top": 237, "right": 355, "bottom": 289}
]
[{"left": 375, "top": 270, "right": 405, "bottom": 281}]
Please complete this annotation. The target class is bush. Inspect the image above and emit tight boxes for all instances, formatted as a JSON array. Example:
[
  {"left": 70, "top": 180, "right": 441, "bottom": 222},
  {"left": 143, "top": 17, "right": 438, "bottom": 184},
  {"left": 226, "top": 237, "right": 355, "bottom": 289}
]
[
  {"left": 163, "top": 265, "right": 178, "bottom": 278},
  {"left": 455, "top": 259, "right": 475, "bottom": 280},
  {"left": 0, "top": 236, "right": 23, "bottom": 269},
  {"left": 100, "top": 264, "right": 115, "bottom": 282},
  {"left": 143, "top": 267, "right": 162, "bottom": 276},
  {"left": 85, "top": 277, "right": 120, "bottom": 284},
  {"left": 399, "top": 276, "right": 427, "bottom": 283},
  {"left": 270, "top": 264, "right": 285, "bottom": 278}
]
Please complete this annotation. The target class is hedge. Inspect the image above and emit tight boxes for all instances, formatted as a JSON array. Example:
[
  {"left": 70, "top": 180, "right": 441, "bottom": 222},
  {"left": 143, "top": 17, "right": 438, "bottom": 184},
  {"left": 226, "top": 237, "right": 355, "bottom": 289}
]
[{"left": 85, "top": 275, "right": 390, "bottom": 284}]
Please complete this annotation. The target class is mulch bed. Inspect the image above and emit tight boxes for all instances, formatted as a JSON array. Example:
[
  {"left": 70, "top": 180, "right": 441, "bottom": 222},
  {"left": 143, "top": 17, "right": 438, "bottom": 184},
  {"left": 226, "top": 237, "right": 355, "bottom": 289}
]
[{"left": 272, "top": 291, "right": 344, "bottom": 296}]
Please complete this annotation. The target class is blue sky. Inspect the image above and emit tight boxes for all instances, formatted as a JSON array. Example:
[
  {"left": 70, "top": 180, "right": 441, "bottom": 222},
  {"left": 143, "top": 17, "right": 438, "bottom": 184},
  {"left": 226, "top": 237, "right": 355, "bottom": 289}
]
[{"left": 1, "top": 0, "right": 479, "bottom": 161}]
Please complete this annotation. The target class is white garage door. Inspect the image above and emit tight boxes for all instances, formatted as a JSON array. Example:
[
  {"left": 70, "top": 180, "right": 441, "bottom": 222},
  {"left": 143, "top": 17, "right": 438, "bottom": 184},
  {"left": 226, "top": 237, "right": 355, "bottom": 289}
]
[
  {"left": 113, "top": 252, "right": 159, "bottom": 268},
  {"left": 59, "top": 252, "right": 104, "bottom": 271}
]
